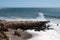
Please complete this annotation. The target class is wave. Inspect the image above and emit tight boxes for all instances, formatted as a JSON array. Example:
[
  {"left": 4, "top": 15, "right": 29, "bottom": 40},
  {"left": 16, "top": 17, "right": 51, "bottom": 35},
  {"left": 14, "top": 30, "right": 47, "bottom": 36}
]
[
  {"left": 0, "top": 12, "right": 60, "bottom": 24},
  {"left": 0, "top": 14, "right": 60, "bottom": 19},
  {"left": 0, "top": 12, "right": 47, "bottom": 21}
]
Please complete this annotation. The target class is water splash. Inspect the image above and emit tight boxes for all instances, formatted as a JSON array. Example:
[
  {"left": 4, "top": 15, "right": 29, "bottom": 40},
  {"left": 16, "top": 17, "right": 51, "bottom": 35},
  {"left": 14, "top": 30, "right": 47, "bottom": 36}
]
[{"left": 37, "top": 12, "right": 46, "bottom": 21}]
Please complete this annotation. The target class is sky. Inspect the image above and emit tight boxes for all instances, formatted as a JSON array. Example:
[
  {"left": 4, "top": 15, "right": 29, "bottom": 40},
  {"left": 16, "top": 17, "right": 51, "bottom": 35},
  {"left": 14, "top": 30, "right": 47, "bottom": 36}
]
[{"left": 0, "top": 0, "right": 60, "bottom": 8}]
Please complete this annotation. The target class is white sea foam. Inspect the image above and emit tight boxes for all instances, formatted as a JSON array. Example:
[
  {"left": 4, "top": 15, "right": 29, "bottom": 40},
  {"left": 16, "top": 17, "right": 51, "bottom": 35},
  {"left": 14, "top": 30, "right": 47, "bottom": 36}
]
[
  {"left": 27, "top": 30, "right": 60, "bottom": 40},
  {"left": 26, "top": 22, "right": 60, "bottom": 40}
]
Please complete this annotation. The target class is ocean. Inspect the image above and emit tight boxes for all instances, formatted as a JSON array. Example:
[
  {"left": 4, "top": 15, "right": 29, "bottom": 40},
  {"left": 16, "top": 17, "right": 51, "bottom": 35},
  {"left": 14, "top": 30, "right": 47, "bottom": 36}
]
[
  {"left": 0, "top": 8, "right": 60, "bottom": 40},
  {"left": 0, "top": 8, "right": 60, "bottom": 23}
]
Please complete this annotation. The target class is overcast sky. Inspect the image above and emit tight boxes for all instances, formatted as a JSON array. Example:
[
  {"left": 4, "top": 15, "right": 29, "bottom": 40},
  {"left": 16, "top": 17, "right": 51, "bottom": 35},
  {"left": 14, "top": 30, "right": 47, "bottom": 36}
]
[{"left": 0, "top": 0, "right": 60, "bottom": 8}]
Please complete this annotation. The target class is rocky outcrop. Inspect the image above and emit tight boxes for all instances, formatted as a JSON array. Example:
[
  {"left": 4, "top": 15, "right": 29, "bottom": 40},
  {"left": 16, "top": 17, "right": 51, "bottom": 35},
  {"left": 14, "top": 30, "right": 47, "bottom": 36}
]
[
  {"left": 0, "top": 20, "right": 50, "bottom": 31},
  {"left": 0, "top": 20, "right": 50, "bottom": 40},
  {"left": 0, "top": 20, "right": 49, "bottom": 31}
]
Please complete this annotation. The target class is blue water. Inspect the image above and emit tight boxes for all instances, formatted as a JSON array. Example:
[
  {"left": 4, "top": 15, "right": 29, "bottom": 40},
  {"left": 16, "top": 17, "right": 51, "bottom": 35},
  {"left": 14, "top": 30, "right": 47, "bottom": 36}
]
[{"left": 0, "top": 8, "right": 60, "bottom": 23}]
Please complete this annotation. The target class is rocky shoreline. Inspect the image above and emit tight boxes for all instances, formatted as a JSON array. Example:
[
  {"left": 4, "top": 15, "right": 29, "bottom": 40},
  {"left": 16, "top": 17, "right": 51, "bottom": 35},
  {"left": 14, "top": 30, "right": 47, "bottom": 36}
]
[
  {"left": 0, "top": 29, "right": 32, "bottom": 40},
  {"left": 0, "top": 20, "right": 50, "bottom": 40}
]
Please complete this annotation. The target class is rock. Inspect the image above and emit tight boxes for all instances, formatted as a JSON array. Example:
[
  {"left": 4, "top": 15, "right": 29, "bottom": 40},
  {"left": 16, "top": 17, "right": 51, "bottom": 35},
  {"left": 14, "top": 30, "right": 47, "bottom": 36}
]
[{"left": 0, "top": 20, "right": 50, "bottom": 31}]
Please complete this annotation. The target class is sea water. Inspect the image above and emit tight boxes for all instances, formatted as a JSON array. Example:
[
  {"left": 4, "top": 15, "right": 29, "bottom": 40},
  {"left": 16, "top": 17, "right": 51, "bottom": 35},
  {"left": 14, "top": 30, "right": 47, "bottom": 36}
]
[{"left": 0, "top": 8, "right": 60, "bottom": 40}]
